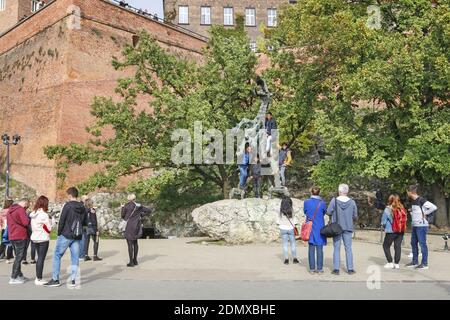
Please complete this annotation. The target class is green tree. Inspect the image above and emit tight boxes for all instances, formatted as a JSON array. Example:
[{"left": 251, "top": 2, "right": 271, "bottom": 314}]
[
  {"left": 45, "top": 17, "right": 259, "bottom": 202},
  {"left": 268, "top": 0, "right": 449, "bottom": 225}
]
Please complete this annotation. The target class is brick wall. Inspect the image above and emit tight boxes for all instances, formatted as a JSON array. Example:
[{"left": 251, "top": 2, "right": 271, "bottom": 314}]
[
  {"left": 0, "top": 0, "right": 206, "bottom": 200},
  {"left": 0, "top": 0, "right": 19, "bottom": 34}
]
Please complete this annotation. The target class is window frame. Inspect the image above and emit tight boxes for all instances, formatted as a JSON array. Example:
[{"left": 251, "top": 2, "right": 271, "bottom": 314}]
[
  {"left": 267, "top": 8, "right": 277, "bottom": 27},
  {"left": 31, "top": 0, "right": 40, "bottom": 13},
  {"left": 200, "top": 5, "right": 211, "bottom": 26},
  {"left": 245, "top": 7, "right": 256, "bottom": 27},
  {"left": 223, "top": 6, "right": 234, "bottom": 26},
  {"left": 178, "top": 5, "right": 189, "bottom": 25}
]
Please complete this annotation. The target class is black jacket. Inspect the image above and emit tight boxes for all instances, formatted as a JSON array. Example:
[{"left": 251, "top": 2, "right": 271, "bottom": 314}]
[
  {"left": 121, "top": 201, "right": 152, "bottom": 240},
  {"left": 86, "top": 208, "right": 98, "bottom": 235},
  {"left": 265, "top": 118, "right": 277, "bottom": 135},
  {"left": 58, "top": 201, "right": 87, "bottom": 240}
]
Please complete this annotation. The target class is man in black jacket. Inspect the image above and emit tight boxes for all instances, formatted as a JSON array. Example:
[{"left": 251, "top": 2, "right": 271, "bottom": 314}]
[{"left": 44, "top": 187, "right": 87, "bottom": 287}]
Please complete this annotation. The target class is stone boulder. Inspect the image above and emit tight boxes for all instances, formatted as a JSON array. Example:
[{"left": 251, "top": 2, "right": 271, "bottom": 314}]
[{"left": 192, "top": 198, "right": 305, "bottom": 244}]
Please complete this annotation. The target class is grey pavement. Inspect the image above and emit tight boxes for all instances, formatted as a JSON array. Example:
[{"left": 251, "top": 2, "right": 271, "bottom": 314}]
[{"left": 0, "top": 234, "right": 449, "bottom": 300}]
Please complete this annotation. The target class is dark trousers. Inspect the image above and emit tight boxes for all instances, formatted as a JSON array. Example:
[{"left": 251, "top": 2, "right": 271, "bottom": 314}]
[
  {"left": 383, "top": 232, "right": 404, "bottom": 264},
  {"left": 0, "top": 229, "right": 5, "bottom": 257},
  {"left": 22, "top": 239, "right": 36, "bottom": 262},
  {"left": 34, "top": 241, "right": 49, "bottom": 280},
  {"left": 6, "top": 244, "right": 14, "bottom": 259},
  {"left": 253, "top": 176, "right": 262, "bottom": 198},
  {"left": 10, "top": 240, "right": 27, "bottom": 279},
  {"left": 126, "top": 239, "right": 139, "bottom": 263},
  {"left": 85, "top": 234, "right": 99, "bottom": 257}
]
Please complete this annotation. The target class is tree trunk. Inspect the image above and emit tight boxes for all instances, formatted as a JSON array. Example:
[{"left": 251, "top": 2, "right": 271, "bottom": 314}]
[
  {"left": 217, "top": 164, "right": 231, "bottom": 199},
  {"left": 432, "top": 183, "right": 448, "bottom": 227}
]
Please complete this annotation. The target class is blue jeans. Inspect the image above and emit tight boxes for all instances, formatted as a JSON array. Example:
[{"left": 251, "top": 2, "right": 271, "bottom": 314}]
[
  {"left": 280, "top": 229, "right": 297, "bottom": 260},
  {"left": 411, "top": 226, "right": 428, "bottom": 265},
  {"left": 52, "top": 235, "right": 80, "bottom": 281},
  {"left": 333, "top": 231, "right": 354, "bottom": 271},
  {"left": 239, "top": 166, "right": 248, "bottom": 188},
  {"left": 79, "top": 232, "right": 87, "bottom": 258},
  {"left": 308, "top": 244, "right": 324, "bottom": 271}
]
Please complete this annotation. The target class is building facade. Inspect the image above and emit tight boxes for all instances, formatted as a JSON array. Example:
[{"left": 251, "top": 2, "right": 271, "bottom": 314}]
[
  {"left": 0, "top": 0, "right": 50, "bottom": 34},
  {"left": 0, "top": 0, "right": 206, "bottom": 200},
  {"left": 163, "top": 0, "right": 297, "bottom": 47}
]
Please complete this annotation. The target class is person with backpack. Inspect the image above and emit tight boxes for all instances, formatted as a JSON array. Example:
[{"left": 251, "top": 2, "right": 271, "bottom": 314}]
[
  {"left": 44, "top": 187, "right": 87, "bottom": 287},
  {"left": 326, "top": 184, "right": 358, "bottom": 275},
  {"left": 276, "top": 196, "right": 299, "bottom": 265},
  {"left": 405, "top": 185, "right": 437, "bottom": 270},
  {"left": 0, "top": 198, "right": 13, "bottom": 261},
  {"left": 83, "top": 198, "right": 102, "bottom": 262},
  {"left": 29, "top": 196, "right": 55, "bottom": 285},
  {"left": 381, "top": 194, "right": 407, "bottom": 269},
  {"left": 278, "top": 142, "right": 292, "bottom": 187},
  {"left": 121, "top": 194, "right": 153, "bottom": 267},
  {"left": 303, "top": 187, "right": 327, "bottom": 274},
  {"left": 7, "top": 198, "right": 31, "bottom": 284}
]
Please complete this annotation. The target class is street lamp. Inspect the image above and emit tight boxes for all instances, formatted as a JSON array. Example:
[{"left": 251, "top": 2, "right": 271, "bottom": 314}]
[{"left": 2, "top": 133, "right": 21, "bottom": 198}]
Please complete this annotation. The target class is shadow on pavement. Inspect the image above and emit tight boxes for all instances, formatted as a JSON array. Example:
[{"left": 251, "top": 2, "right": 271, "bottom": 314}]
[
  {"left": 139, "top": 254, "right": 165, "bottom": 264},
  {"left": 96, "top": 250, "right": 120, "bottom": 259},
  {"left": 81, "top": 265, "right": 124, "bottom": 285}
]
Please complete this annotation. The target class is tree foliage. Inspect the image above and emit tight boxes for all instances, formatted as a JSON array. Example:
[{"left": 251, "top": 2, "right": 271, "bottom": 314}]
[
  {"left": 267, "top": 0, "right": 449, "bottom": 194},
  {"left": 45, "top": 17, "right": 259, "bottom": 202}
]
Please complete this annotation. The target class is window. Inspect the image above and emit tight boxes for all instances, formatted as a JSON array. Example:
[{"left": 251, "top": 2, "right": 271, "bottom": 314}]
[
  {"left": 200, "top": 6, "right": 211, "bottom": 25},
  {"left": 223, "top": 7, "right": 233, "bottom": 26},
  {"left": 245, "top": 8, "right": 256, "bottom": 26},
  {"left": 267, "top": 8, "right": 277, "bottom": 27},
  {"left": 31, "top": 0, "right": 40, "bottom": 13},
  {"left": 0, "top": 0, "right": 5, "bottom": 12},
  {"left": 250, "top": 42, "right": 257, "bottom": 52},
  {"left": 178, "top": 5, "right": 189, "bottom": 24}
]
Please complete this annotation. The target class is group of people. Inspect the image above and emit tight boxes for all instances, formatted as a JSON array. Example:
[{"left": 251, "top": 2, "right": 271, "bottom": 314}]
[
  {"left": 277, "top": 184, "right": 437, "bottom": 274},
  {"left": 0, "top": 187, "right": 154, "bottom": 286},
  {"left": 239, "top": 112, "right": 292, "bottom": 197},
  {"left": 0, "top": 188, "right": 103, "bottom": 286}
]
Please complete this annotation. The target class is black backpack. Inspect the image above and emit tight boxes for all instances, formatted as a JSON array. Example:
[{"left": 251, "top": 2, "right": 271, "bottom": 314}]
[{"left": 280, "top": 196, "right": 293, "bottom": 216}]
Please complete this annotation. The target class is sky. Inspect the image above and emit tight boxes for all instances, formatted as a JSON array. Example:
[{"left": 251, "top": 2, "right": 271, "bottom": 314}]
[{"left": 127, "top": 0, "right": 164, "bottom": 18}]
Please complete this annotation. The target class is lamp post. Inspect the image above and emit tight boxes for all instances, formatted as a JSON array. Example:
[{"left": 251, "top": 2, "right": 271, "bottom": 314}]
[{"left": 2, "top": 133, "right": 21, "bottom": 198}]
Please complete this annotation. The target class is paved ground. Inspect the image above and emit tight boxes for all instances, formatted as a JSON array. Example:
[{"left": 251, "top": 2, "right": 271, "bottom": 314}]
[{"left": 0, "top": 233, "right": 449, "bottom": 300}]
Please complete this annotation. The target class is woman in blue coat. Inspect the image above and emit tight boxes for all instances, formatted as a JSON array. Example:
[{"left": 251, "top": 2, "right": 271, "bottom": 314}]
[{"left": 304, "top": 186, "right": 327, "bottom": 273}]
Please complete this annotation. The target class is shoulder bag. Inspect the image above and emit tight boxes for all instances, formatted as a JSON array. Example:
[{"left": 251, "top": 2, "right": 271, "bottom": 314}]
[
  {"left": 320, "top": 198, "right": 343, "bottom": 238},
  {"left": 301, "top": 201, "right": 321, "bottom": 241},
  {"left": 118, "top": 204, "right": 138, "bottom": 233}
]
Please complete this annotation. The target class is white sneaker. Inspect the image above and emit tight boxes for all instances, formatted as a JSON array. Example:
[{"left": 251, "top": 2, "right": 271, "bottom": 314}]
[
  {"left": 34, "top": 278, "right": 47, "bottom": 286},
  {"left": 6, "top": 259, "right": 12, "bottom": 264},
  {"left": 394, "top": 264, "right": 400, "bottom": 269},
  {"left": 384, "top": 263, "right": 394, "bottom": 269},
  {"left": 9, "top": 278, "right": 25, "bottom": 285}
]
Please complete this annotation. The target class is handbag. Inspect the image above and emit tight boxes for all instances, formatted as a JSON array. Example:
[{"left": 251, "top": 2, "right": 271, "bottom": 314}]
[
  {"left": 320, "top": 198, "right": 343, "bottom": 238},
  {"left": 118, "top": 204, "right": 138, "bottom": 233},
  {"left": 286, "top": 215, "right": 300, "bottom": 240},
  {"left": 301, "top": 201, "right": 321, "bottom": 241}
]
